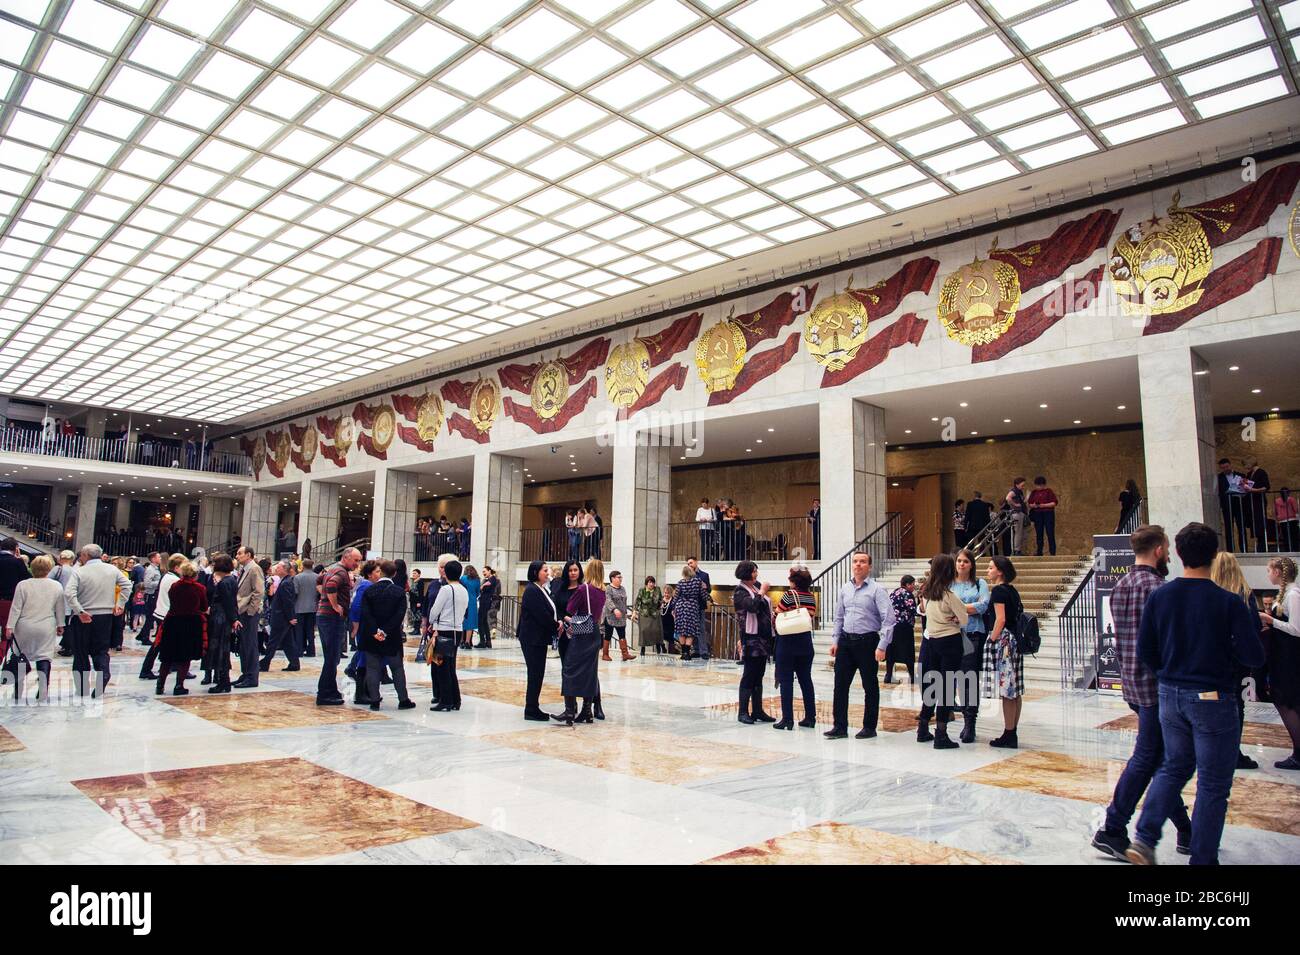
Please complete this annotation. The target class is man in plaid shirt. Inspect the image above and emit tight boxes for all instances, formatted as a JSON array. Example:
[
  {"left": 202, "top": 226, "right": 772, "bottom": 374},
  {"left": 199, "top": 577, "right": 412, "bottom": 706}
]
[{"left": 1092, "top": 525, "right": 1192, "bottom": 860}]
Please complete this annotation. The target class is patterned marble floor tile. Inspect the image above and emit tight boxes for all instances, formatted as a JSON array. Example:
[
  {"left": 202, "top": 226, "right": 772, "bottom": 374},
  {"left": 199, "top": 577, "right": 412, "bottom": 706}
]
[
  {"left": 1098, "top": 711, "right": 1295, "bottom": 750},
  {"left": 459, "top": 676, "right": 567, "bottom": 707},
  {"left": 317, "top": 827, "right": 583, "bottom": 865},
  {"left": 708, "top": 696, "right": 923, "bottom": 733},
  {"left": 959, "top": 750, "right": 1300, "bottom": 835},
  {"left": 0, "top": 726, "right": 24, "bottom": 752},
  {"left": 481, "top": 725, "right": 791, "bottom": 785},
  {"left": 704, "top": 821, "right": 1018, "bottom": 864},
  {"left": 72, "top": 757, "right": 476, "bottom": 863},
  {"left": 161, "top": 689, "right": 387, "bottom": 731}
]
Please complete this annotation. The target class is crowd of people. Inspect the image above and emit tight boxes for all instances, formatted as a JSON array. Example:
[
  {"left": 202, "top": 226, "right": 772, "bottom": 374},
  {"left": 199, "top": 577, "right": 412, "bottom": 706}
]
[
  {"left": 952, "top": 477, "right": 1061, "bottom": 557},
  {"left": 1217, "top": 456, "right": 1296, "bottom": 553},
  {"left": 691, "top": 498, "right": 822, "bottom": 562},
  {"left": 414, "top": 516, "right": 471, "bottom": 562}
]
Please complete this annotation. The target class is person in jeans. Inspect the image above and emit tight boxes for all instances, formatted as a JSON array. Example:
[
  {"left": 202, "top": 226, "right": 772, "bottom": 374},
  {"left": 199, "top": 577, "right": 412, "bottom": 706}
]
[
  {"left": 916, "top": 553, "right": 969, "bottom": 750},
  {"left": 1026, "top": 476, "right": 1058, "bottom": 556},
  {"left": 1091, "top": 525, "right": 1193, "bottom": 861},
  {"left": 136, "top": 552, "right": 162, "bottom": 645},
  {"left": 1126, "top": 523, "right": 1264, "bottom": 866},
  {"left": 601, "top": 570, "right": 632, "bottom": 661},
  {"left": 824, "top": 552, "right": 895, "bottom": 741},
  {"left": 315, "top": 547, "right": 361, "bottom": 706}
]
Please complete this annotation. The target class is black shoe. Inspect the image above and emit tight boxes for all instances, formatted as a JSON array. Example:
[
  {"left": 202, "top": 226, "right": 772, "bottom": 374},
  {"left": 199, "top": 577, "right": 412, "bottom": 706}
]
[
  {"left": 823, "top": 728, "right": 848, "bottom": 739},
  {"left": 916, "top": 722, "right": 934, "bottom": 743},
  {"left": 208, "top": 684, "right": 231, "bottom": 694},
  {"left": 139, "top": 671, "right": 158, "bottom": 680},
  {"left": 524, "top": 710, "right": 552, "bottom": 721},
  {"left": 575, "top": 706, "right": 593, "bottom": 724},
  {"left": 1175, "top": 828, "right": 1192, "bottom": 856},
  {"left": 1236, "top": 751, "right": 1258, "bottom": 769},
  {"left": 398, "top": 700, "right": 416, "bottom": 710},
  {"left": 855, "top": 728, "right": 877, "bottom": 740},
  {"left": 316, "top": 697, "right": 344, "bottom": 706},
  {"left": 200, "top": 675, "right": 212, "bottom": 686},
  {"left": 1091, "top": 829, "right": 1131, "bottom": 861},
  {"left": 593, "top": 700, "right": 605, "bottom": 721},
  {"left": 989, "top": 729, "right": 1019, "bottom": 748},
  {"left": 1275, "top": 755, "right": 1300, "bottom": 770},
  {"left": 258, "top": 663, "right": 270, "bottom": 672},
  {"left": 738, "top": 713, "right": 755, "bottom": 725},
  {"left": 959, "top": 715, "right": 977, "bottom": 744},
  {"left": 798, "top": 716, "right": 816, "bottom": 728},
  {"left": 773, "top": 719, "right": 793, "bottom": 730},
  {"left": 369, "top": 701, "right": 381, "bottom": 711},
  {"left": 933, "top": 726, "right": 959, "bottom": 749},
  {"left": 283, "top": 664, "right": 301, "bottom": 672},
  {"left": 551, "top": 710, "right": 576, "bottom": 725},
  {"left": 173, "top": 687, "right": 189, "bottom": 696},
  {"left": 431, "top": 702, "right": 460, "bottom": 711},
  {"left": 753, "top": 709, "right": 776, "bottom": 723}
]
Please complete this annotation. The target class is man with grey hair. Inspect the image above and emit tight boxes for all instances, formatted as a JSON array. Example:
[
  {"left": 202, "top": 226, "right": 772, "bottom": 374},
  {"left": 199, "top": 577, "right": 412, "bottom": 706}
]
[
  {"left": 231, "top": 546, "right": 265, "bottom": 689},
  {"left": 259, "top": 560, "right": 299, "bottom": 672},
  {"left": 65, "top": 544, "right": 128, "bottom": 696},
  {"left": 49, "top": 549, "right": 75, "bottom": 656}
]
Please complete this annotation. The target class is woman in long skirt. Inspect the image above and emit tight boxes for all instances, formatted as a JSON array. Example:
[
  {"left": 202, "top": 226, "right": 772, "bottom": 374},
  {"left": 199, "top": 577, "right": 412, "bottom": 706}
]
[
  {"left": 156, "top": 561, "right": 207, "bottom": 696},
  {"left": 553, "top": 559, "right": 606, "bottom": 726},
  {"left": 634, "top": 576, "right": 663, "bottom": 656},
  {"left": 204, "top": 553, "right": 238, "bottom": 693}
]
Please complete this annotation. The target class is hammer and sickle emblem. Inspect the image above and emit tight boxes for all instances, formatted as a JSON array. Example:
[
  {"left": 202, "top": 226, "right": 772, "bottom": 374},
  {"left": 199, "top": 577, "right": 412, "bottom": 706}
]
[{"left": 965, "top": 276, "right": 990, "bottom": 298}]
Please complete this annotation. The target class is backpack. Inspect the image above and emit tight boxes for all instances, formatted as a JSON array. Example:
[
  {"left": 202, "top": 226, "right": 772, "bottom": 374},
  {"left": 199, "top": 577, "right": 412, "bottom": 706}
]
[{"left": 1017, "top": 611, "right": 1041, "bottom": 655}]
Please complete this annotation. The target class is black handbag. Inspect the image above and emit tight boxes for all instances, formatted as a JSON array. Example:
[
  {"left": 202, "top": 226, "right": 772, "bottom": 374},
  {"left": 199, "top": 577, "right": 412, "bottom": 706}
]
[
  {"left": 567, "top": 587, "right": 596, "bottom": 638},
  {"left": 2, "top": 633, "right": 29, "bottom": 682}
]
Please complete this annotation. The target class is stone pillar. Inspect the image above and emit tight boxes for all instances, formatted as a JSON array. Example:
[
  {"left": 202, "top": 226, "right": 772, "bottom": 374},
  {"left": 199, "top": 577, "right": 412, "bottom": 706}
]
[
  {"left": 470, "top": 451, "right": 523, "bottom": 573},
  {"left": 0, "top": 396, "right": 8, "bottom": 429},
  {"left": 611, "top": 438, "right": 670, "bottom": 599},
  {"left": 818, "top": 396, "right": 887, "bottom": 563},
  {"left": 49, "top": 485, "right": 69, "bottom": 532},
  {"left": 73, "top": 482, "right": 99, "bottom": 548},
  {"left": 371, "top": 467, "right": 419, "bottom": 562},
  {"left": 113, "top": 494, "right": 131, "bottom": 529},
  {"left": 302, "top": 480, "right": 340, "bottom": 555},
  {"left": 84, "top": 408, "right": 107, "bottom": 443},
  {"left": 1138, "top": 343, "right": 1218, "bottom": 546},
  {"left": 242, "top": 487, "right": 279, "bottom": 559},
  {"left": 197, "top": 496, "right": 235, "bottom": 550}
]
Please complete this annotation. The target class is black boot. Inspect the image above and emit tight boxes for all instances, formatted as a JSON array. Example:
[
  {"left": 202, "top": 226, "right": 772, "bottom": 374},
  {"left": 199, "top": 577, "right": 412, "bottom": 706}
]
[
  {"left": 575, "top": 701, "right": 594, "bottom": 724},
  {"left": 737, "top": 688, "right": 755, "bottom": 724},
  {"left": 916, "top": 705, "right": 934, "bottom": 742},
  {"left": 934, "top": 722, "right": 959, "bottom": 749},
  {"left": 751, "top": 688, "right": 776, "bottom": 722},
  {"left": 551, "top": 696, "right": 577, "bottom": 726},
  {"left": 960, "top": 712, "right": 976, "bottom": 744},
  {"left": 592, "top": 697, "right": 605, "bottom": 721},
  {"left": 989, "top": 728, "right": 1019, "bottom": 749},
  {"left": 154, "top": 671, "right": 167, "bottom": 696}
]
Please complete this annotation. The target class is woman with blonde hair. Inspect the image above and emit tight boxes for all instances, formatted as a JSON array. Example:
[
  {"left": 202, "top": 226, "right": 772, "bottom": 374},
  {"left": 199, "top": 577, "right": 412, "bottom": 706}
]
[
  {"left": 553, "top": 558, "right": 606, "bottom": 725},
  {"left": 109, "top": 556, "right": 128, "bottom": 652},
  {"left": 1261, "top": 556, "right": 1300, "bottom": 769},
  {"left": 3, "top": 554, "right": 63, "bottom": 702},
  {"left": 156, "top": 560, "right": 208, "bottom": 696},
  {"left": 1210, "top": 551, "right": 1263, "bottom": 770},
  {"left": 672, "top": 563, "right": 706, "bottom": 661}
]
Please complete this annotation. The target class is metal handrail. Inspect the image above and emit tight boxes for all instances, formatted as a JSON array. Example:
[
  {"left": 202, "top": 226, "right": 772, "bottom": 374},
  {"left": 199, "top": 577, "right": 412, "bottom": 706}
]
[
  {"left": 518, "top": 526, "right": 607, "bottom": 563},
  {"left": 668, "top": 514, "right": 818, "bottom": 562},
  {"left": 0, "top": 505, "right": 61, "bottom": 547},
  {"left": 810, "top": 512, "right": 903, "bottom": 629},
  {"left": 1117, "top": 497, "right": 1145, "bottom": 536},
  {"left": 0, "top": 425, "right": 252, "bottom": 476},
  {"left": 413, "top": 529, "right": 470, "bottom": 562},
  {"left": 494, "top": 594, "right": 519, "bottom": 641},
  {"left": 1057, "top": 565, "right": 1098, "bottom": 690},
  {"left": 967, "top": 509, "right": 1014, "bottom": 558}
]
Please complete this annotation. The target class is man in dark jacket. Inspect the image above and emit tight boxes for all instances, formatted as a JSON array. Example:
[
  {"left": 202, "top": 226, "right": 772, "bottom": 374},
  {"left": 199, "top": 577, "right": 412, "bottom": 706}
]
[
  {"left": 358, "top": 560, "right": 414, "bottom": 711},
  {"left": 258, "top": 560, "right": 300, "bottom": 671},
  {"left": 0, "top": 536, "right": 30, "bottom": 632},
  {"left": 964, "top": 492, "right": 993, "bottom": 542}
]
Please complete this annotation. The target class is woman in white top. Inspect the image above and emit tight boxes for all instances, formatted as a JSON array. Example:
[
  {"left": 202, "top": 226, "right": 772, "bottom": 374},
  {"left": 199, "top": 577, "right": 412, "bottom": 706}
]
[
  {"left": 428, "top": 559, "right": 469, "bottom": 712},
  {"left": 1262, "top": 556, "right": 1300, "bottom": 770},
  {"left": 695, "top": 498, "right": 715, "bottom": 562},
  {"left": 139, "top": 553, "right": 185, "bottom": 680},
  {"left": 5, "top": 554, "right": 64, "bottom": 701}
]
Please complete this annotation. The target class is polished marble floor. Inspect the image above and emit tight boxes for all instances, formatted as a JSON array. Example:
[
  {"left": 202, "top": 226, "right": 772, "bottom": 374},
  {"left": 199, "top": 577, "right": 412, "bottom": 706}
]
[{"left": 2, "top": 641, "right": 1298, "bottom": 865}]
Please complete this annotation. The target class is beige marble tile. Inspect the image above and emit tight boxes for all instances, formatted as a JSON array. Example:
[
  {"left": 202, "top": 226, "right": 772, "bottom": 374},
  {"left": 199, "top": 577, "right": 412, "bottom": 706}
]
[
  {"left": 1099, "top": 712, "right": 1294, "bottom": 750},
  {"left": 459, "top": 676, "right": 566, "bottom": 707},
  {"left": 621, "top": 663, "right": 742, "bottom": 687},
  {"left": 73, "top": 757, "right": 475, "bottom": 863},
  {"left": 705, "top": 821, "right": 1018, "bottom": 864},
  {"left": 161, "top": 690, "right": 386, "bottom": 731},
  {"left": 482, "top": 725, "right": 791, "bottom": 785},
  {"left": 709, "top": 696, "right": 921, "bottom": 732},
  {"left": 0, "top": 726, "right": 24, "bottom": 753}
]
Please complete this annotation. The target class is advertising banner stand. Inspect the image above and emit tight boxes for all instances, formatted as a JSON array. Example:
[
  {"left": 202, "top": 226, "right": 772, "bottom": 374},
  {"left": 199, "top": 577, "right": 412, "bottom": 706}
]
[{"left": 1092, "top": 534, "right": 1134, "bottom": 694}]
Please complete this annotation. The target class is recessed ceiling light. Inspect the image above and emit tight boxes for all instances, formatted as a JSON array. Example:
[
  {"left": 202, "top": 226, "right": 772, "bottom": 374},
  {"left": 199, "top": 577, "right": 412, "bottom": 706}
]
[
  {"left": 1003, "top": 418, "right": 1011, "bottom": 423},
  {"left": 1039, "top": 403, "right": 1048, "bottom": 409},
  {"left": 1073, "top": 419, "right": 1082, "bottom": 424},
  {"left": 1229, "top": 365, "right": 1240, "bottom": 371},
  {"left": 1082, "top": 385, "right": 1092, "bottom": 391},
  {"left": 958, "top": 402, "right": 968, "bottom": 408},
  {"left": 1251, "top": 388, "right": 1261, "bottom": 394}
]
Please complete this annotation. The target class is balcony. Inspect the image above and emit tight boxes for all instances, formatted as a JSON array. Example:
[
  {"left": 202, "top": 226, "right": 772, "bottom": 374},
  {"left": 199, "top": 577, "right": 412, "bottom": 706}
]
[{"left": 0, "top": 426, "right": 250, "bottom": 476}]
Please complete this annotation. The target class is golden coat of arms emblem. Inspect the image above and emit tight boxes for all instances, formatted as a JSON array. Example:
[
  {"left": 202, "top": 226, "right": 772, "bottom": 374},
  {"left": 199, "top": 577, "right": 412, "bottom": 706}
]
[
  {"left": 335, "top": 415, "right": 356, "bottom": 456},
  {"left": 531, "top": 361, "right": 568, "bottom": 420},
  {"left": 1109, "top": 191, "right": 1217, "bottom": 316},
  {"left": 415, "top": 393, "right": 444, "bottom": 443},
  {"left": 804, "top": 280, "right": 869, "bottom": 370},
  {"left": 605, "top": 340, "right": 651, "bottom": 407},
  {"left": 695, "top": 311, "right": 747, "bottom": 393},
  {"left": 371, "top": 405, "right": 397, "bottom": 453},
  {"left": 271, "top": 431, "right": 290, "bottom": 472},
  {"left": 251, "top": 435, "right": 266, "bottom": 475},
  {"left": 299, "top": 425, "right": 318, "bottom": 465},
  {"left": 470, "top": 378, "right": 499, "bottom": 433},
  {"left": 938, "top": 245, "right": 1024, "bottom": 346},
  {"left": 1288, "top": 198, "right": 1299, "bottom": 260}
]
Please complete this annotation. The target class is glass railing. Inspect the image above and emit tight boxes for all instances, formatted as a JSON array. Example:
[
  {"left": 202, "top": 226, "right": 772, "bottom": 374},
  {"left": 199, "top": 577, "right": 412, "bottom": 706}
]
[
  {"left": 0, "top": 427, "right": 250, "bottom": 476},
  {"left": 668, "top": 514, "right": 820, "bottom": 562}
]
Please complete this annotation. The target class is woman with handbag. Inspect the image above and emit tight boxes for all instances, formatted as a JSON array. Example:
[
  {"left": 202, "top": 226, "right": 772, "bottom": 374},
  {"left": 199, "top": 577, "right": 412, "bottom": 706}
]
[
  {"left": 4, "top": 554, "right": 63, "bottom": 702},
  {"left": 549, "top": 560, "right": 582, "bottom": 661},
  {"left": 519, "top": 561, "right": 561, "bottom": 721},
  {"left": 915, "top": 553, "right": 969, "bottom": 750},
  {"left": 772, "top": 565, "right": 817, "bottom": 730},
  {"left": 633, "top": 576, "right": 663, "bottom": 657},
  {"left": 553, "top": 559, "right": 606, "bottom": 726},
  {"left": 427, "top": 559, "right": 469, "bottom": 711},
  {"left": 981, "top": 556, "right": 1024, "bottom": 748},
  {"left": 731, "top": 561, "right": 776, "bottom": 725}
]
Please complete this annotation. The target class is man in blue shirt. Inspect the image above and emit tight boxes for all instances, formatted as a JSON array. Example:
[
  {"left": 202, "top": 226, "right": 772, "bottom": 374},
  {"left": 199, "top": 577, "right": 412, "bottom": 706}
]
[
  {"left": 1126, "top": 522, "right": 1264, "bottom": 866},
  {"left": 824, "top": 552, "right": 895, "bottom": 740}
]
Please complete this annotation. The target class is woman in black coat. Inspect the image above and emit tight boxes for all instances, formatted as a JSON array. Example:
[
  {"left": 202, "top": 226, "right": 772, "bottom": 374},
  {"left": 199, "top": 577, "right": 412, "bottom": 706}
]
[
  {"left": 203, "top": 553, "right": 239, "bottom": 694},
  {"left": 476, "top": 567, "right": 500, "bottom": 649},
  {"left": 357, "top": 560, "right": 414, "bottom": 711},
  {"left": 519, "top": 560, "right": 561, "bottom": 721},
  {"left": 549, "top": 560, "right": 582, "bottom": 662}
]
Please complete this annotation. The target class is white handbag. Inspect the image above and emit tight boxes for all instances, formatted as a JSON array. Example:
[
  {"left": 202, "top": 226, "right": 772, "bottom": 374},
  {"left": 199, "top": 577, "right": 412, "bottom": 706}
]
[{"left": 775, "top": 593, "right": 813, "bottom": 635}]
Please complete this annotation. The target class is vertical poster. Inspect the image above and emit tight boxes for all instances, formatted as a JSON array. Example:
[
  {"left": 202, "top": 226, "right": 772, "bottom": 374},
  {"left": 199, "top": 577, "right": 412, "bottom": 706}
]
[{"left": 1093, "top": 533, "right": 1134, "bottom": 693}]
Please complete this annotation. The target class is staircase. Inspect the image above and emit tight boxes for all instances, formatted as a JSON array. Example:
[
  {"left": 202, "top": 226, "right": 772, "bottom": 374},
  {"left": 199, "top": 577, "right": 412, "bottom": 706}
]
[
  {"left": 0, "top": 505, "right": 61, "bottom": 558},
  {"left": 812, "top": 554, "right": 1093, "bottom": 690}
]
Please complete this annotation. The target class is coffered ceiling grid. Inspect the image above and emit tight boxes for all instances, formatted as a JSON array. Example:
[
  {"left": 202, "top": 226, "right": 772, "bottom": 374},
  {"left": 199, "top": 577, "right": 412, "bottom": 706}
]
[{"left": 0, "top": 0, "right": 1295, "bottom": 420}]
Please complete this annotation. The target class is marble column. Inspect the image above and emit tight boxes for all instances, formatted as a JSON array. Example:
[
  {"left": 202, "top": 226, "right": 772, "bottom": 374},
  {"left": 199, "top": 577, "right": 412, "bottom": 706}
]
[
  {"left": 84, "top": 408, "right": 107, "bottom": 444},
  {"left": 196, "top": 496, "right": 235, "bottom": 550},
  {"left": 49, "top": 485, "right": 69, "bottom": 533},
  {"left": 1138, "top": 343, "right": 1218, "bottom": 542},
  {"left": 371, "top": 467, "right": 419, "bottom": 562},
  {"left": 612, "top": 438, "right": 670, "bottom": 598},
  {"left": 817, "top": 396, "right": 887, "bottom": 564},
  {"left": 0, "top": 396, "right": 8, "bottom": 429},
  {"left": 73, "top": 482, "right": 99, "bottom": 548},
  {"left": 113, "top": 494, "right": 130, "bottom": 530},
  {"left": 301, "top": 480, "right": 340, "bottom": 555},
  {"left": 242, "top": 487, "right": 279, "bottom": 559},
  {"left": 470, "top": 451, "right": 523, "bottom": 573}
]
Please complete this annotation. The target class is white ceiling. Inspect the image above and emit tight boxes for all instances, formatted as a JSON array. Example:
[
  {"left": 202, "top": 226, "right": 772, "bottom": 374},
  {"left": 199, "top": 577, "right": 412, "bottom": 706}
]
[{"left": 0, "top": 0, "right": 1297, "bottom": 422}]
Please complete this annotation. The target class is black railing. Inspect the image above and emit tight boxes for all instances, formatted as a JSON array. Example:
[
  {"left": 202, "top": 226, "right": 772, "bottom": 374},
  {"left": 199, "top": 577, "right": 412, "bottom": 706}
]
[
  {"left": 94, "top": 531, "right": 188, "bottom": 556},
  {"left": 494, "top": 594, "right": 519, "bottom": 641},
  {"left": 1116, "top": 496, "right": 1146, "bottom": 536},
  {"left": 668, "top": 515, "right": 818, "bottom": 562},
  {"left": 413, "top": 529, "right": 470, "bottom": 562},
  {"left": 1057, "top": 566, "right": 1098, "bottom": 690},
  {"left": 811, "top": 511, "right": 903, "bottom": 629},
  {"left": 0, "top": 505, "right": 61, "bottom": 548},
  {"left": 518, "top": 527, "right": 607, "bottom": 563},
  {"left": 0, "top": 426, "right": 251, "bottom": 475},
  {"left": 1221, "top": 490, "right": 1300, "bottom": 553},
  {"left": 703, "top": 604, "right": 740, "bottom": 660}
]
